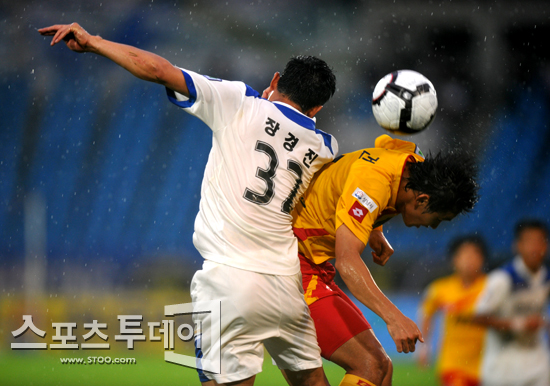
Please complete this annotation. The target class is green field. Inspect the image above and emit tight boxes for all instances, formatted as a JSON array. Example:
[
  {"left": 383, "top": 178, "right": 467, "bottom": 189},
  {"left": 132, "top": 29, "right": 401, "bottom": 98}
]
[{"left": 0, "top": 352, "right": 437, "bottom": 385}]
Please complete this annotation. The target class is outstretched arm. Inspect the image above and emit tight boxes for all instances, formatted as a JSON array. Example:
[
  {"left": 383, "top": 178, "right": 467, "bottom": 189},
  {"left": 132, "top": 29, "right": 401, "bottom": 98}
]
[
  {"left": 334, "top": 223, "right": 423, "bottom": 353},
  {"left": 39, "top": 23, "right": 189, "bottom": 97}
]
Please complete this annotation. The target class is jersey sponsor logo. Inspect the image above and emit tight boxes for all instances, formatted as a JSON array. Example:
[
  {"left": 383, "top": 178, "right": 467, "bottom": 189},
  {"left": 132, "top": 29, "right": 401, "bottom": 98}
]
[
  {"left": 348, "top": 201, "right": 367, "bottom": 223},
  {"left": 352, "top": 188, "right": 378, "bottom": 213}
]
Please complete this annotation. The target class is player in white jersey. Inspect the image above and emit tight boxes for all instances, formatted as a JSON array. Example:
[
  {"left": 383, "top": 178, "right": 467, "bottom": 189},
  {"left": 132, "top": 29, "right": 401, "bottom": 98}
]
[
  {"left": 40, "top": 23, "right": 338, "bottom": 385},
  {"left": 473, "top": 219, "right": 550, "bottom": 386}
]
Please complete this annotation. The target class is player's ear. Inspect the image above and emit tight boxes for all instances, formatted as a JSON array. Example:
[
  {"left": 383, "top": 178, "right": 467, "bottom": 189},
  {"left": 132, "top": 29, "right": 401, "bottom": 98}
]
[
  {"left": 305, "top": 105, "right": 323, "bottom": 118},
  {"left": 270, "top": 72, "right": 280, "bottom": 89},
  {"left": 415, "top": 193, "right": 430, "bottom": 209},
  {"left": 262, "top": 72, "right": 280, "bottom": 100}
]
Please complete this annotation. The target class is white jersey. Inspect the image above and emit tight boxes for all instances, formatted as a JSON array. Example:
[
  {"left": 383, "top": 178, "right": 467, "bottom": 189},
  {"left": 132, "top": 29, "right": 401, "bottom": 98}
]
[
  {"left": 475, "top": 256, "right": 550, "bottom": 386},
  {"left": 167, "top": 69, "right": 338, "bottom": 275}
]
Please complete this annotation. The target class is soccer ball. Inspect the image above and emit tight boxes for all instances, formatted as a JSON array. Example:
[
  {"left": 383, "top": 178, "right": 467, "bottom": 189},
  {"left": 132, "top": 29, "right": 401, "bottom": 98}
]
[{"left": 372, "top": 70, "right": 437, "bottom": 135}]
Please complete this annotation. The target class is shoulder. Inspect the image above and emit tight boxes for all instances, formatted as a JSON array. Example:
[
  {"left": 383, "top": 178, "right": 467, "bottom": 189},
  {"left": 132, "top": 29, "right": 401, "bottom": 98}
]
[
  {"left": 347, "top": 147, "right": 405, "bottom": 175},
  {"left": 168, "top": 68, "right": 258, "bottom": 109},
  {"left": 429, "top": 274, "right": 460, "bottom": 292},
  {"left": 486, "top": 266, "right": 514, "bottom": 293},
  {"left": 186, "top": 68, "right": 263, "bottom": 100},
  {"left": 474, "top": 274, "right": 488, "bottom": 289},
  {"left": 421, "top": 276, "right": 454, "bottom": 310}
]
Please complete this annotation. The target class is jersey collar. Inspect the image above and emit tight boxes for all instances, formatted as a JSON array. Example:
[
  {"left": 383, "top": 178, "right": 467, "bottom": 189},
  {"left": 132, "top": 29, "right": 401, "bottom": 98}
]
[
  {"left": 272, "top": 102, "right": 316, "bottom": 130},
  {"left": 388, "top": 155, "right": 417, "bottom": 210},
  {"left": 513, "top": 255, "right": 547, "bottom": 284},
  {"left": 272, "top": 102, "right": 335, "bottom": 155}
]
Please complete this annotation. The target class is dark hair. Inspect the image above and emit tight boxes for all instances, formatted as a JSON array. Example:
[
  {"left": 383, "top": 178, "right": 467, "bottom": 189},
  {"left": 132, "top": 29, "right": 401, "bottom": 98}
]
[
  {"left": 514, "top": 219, "right": 549, "bottom": 240},
  {"left": 406, "top": 151, "right": 479, "bottom": 215},
  {"left": 448, "top": 234, "right": 488, "bottom": 260},
  {"left": 277, "top": 55, "right": 336, "bottom": 113}
]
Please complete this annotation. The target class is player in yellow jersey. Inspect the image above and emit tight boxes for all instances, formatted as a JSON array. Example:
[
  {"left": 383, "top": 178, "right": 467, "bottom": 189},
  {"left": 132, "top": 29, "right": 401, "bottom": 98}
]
[
  {"left": 418, "top": 235, "right": 488, "bottom": 386},
  {"left": 291, "top": 135, "right": 479, "bottom": 386}
]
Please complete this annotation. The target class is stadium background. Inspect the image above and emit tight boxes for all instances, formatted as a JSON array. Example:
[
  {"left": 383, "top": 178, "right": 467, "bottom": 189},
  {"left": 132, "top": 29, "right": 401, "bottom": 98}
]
[{"left": 1, "top": 0, "right": 549, "bottom": 385}]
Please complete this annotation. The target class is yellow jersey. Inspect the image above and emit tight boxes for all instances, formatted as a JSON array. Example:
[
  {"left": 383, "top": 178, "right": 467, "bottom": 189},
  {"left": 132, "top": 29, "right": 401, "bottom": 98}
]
[
  {"left": 420, "top": 274, "right": 487, "bottom": 379},
  {"left": 292, "top": 134, "right": 424, "bottom": 264}
]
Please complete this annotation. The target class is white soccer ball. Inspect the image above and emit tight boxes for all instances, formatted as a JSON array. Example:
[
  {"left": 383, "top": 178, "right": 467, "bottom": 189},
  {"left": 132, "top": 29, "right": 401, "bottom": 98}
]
[{"left": 372, "top": 70, "right": 437, "bottom": 135}]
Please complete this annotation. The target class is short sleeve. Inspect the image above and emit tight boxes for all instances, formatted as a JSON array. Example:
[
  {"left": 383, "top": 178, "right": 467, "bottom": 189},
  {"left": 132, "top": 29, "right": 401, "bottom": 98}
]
[
  {"left": 420, "top": 282, "right": 442, "bottom": 319},
  {"left": 335, "top": 162, "right": 392, "bottom": 245},
  {"left": 166, "top": 68, "right": 260, "bottom": 132},
  {"left": 474, "top": 270, "right": 512, "bottom": 315}
]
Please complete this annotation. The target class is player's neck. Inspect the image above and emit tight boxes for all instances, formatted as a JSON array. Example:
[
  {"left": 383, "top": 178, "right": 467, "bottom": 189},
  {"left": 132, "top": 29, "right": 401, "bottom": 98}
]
[
  {"left": 269, "top": 90, "right": 321, "bottom": 118},
  {"left": 273, "top": 96, "right": 302, "bottom": 112},
  {"left": 270, "top": 92, "right": 304, "bottom": 113},
  {"left": 459, "top": 274, "right": 479, "bottom": 288}
]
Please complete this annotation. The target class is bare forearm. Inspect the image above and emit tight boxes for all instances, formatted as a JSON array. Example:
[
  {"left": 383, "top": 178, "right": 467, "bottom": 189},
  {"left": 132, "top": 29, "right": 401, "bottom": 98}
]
[
  {"left": 334, "top": 223, "right": 423, "bottom": 352},
  {"left": 39, "top": 23, "right": 188, "bottom": 95},
  {"left": 420, "top": 316, "right": 432, "bottom": 340},
  {"left": 416, "top": 315, "right": 432, "bottom": 365},
  {"left": 474, "top": 313, "right": 544, "bottom": 334},
  {"left": 337, "top": 258, "right": 401, "bottom": 324},
  {"left": 471, "top": 315, "right": 512, "bottom": 331},
  {"left": 88, "top": 36, "right": 173, "bottom": 85}
]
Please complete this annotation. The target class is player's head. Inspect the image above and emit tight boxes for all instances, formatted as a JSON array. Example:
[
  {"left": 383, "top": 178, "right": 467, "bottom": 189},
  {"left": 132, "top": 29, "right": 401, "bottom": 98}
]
[
  {"left": 514, "top": 219, "right": 548, "bottom": 272},
  {"left": 448, "top": 235, "right": 487, "bottom": 280},
  {"left": 277, "top": 55, "right": 336, "bottom": 113},
  {"left": 401, "top": 151, "right": 479, "bottom": 228}
]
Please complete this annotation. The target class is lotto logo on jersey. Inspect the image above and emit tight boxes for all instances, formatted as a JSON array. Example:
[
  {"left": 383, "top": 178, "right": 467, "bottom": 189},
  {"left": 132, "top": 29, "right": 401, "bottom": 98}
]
[{"left": 348, "top": 201, "right": 368, "bottom": 223}]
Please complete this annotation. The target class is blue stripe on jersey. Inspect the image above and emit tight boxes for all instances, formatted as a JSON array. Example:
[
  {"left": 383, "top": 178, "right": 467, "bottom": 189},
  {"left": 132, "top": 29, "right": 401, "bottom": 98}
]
[
  {"left": 502, "top": 261, "right": 550, "bottom": 291},
  {"left": 245, "top": 84, "right": 261, "bottom": 98},
  {"left": 273, "top": 103, "right": 335, "bottom": 155},
  {"left": 165, "top": 70, "right": 197, "bottom": 108},
  {"left": 194, "top": 334, "right": 210, "bottom": 383},
  {"left": 502, "top": 262, "right": 528, "bottom": 291},
  {"left": 164, "top": 73, "right": 335, "bottom": 155}
]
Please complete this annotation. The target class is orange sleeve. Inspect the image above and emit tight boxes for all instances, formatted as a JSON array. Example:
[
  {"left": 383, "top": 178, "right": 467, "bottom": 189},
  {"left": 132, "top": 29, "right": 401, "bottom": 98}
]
[
  {"left": 420, "top": 281, "right": 441, "bottom": 318},
  {"left": 335, "top": 161, "right": 392, "bottom": 245}
]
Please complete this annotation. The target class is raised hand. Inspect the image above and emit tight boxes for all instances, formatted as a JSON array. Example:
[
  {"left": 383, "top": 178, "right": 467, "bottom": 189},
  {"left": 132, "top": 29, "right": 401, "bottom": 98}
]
[{"left": 38, "top": 23, "right": 94, "bottom": 53}]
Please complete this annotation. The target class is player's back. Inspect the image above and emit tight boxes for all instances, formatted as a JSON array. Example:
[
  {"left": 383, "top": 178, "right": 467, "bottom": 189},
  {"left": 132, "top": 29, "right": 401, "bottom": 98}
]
[
  {"left": 199, "top": 99, "right": 337, "bottom": 274},
  {"left": 293, "top": 135, "right": 424, "bottom": 264},
  {"left": 167, "top": 69, "right": 338, "bottom": 275}
]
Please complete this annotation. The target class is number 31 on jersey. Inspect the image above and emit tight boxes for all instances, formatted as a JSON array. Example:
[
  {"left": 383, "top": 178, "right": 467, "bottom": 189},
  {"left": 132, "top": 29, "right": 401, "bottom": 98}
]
[{"left": 243, "top": 141, "right": 303, "bottom": 215}]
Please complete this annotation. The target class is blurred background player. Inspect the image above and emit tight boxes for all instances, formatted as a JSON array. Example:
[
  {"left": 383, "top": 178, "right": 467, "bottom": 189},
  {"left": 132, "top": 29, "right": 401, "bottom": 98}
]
[
  {"left": 39, "top": 23, "right": 338, "bottom": 386},
  {"left": 473, "top": 219, "right": 550, "bottom": 386},
  {"left": 291, "top": 135, "right": 479, "bottom": 386},
  {"left": 417, "top": 235, "right": 488, "bottom": 386}
]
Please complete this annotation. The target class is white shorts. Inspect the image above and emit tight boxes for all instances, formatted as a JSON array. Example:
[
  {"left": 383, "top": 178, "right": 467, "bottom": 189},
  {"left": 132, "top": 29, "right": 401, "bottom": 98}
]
[{"left": 190, "top": 260, "right": 322, "bottom": 384}]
